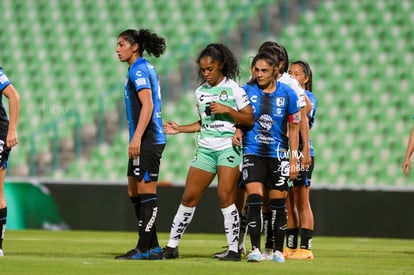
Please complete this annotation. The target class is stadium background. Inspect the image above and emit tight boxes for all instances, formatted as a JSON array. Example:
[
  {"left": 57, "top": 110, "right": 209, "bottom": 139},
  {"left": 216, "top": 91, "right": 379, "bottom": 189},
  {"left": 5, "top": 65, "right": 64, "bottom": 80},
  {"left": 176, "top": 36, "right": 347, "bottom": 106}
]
[{"left": 0, "top": 0, "right": 413, "bottom": 237}]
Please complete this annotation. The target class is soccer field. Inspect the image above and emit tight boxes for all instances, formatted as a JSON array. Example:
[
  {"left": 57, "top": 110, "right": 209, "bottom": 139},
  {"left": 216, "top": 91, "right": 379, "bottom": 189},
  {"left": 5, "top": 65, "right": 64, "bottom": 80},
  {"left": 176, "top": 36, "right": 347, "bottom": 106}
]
[{"left": 1, "top": 230, "right": 413, "bottom": 275}]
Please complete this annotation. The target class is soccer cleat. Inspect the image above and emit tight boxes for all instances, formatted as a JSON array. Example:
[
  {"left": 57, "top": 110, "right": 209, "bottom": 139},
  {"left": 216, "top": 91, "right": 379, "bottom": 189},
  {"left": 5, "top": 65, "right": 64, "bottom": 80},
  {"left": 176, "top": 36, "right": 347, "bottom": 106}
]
[
  {"left": 212, "top": 247, "right": 229, "bottom": 258},
  {"left": 162, "top": 246, "right": 179, "bottom": 259},
  {"left": 219, "top": 250, "right": 241, "bottom": 261},
  {"left": 114, "top": 248, "right": 139, "bottom": 259},
  {"left": 288, "top": 248, "right": 314, "bottom": 260},
  {"left": 114, "top": 248, "right": 149, "bottom": 260},
  {"left": 273, "top": 250, "right": 285, "bottom": 263},
  {"left": 261, "top": 248, "right": 273, "bottom": 261},
  {"left": 0, "top": 249, "right": 3, "bottom": 257},
  {"left": 283, "top": 247, "right": 298, "bottom": 258},
  {"left": 246, "top": 248, "right": 262, "bottom": 262},
  {"left": 147, "top": 246, "right": 163, "bottom": 260}
]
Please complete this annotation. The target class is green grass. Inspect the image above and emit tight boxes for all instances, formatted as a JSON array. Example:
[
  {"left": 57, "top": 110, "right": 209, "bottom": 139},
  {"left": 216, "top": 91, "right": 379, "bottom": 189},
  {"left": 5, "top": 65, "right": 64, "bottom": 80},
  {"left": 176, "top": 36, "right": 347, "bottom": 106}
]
[{"left": 1, "top": 230, "right": 413, "bottom": 275}]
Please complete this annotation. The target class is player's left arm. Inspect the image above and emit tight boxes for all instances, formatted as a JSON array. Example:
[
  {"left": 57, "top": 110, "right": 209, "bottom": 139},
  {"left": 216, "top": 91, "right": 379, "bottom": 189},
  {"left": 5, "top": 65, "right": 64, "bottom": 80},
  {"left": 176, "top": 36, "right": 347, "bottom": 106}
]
[
  {"left": 288, "top": 111, "right": 301, "bottom": 180},
  {"left": 129, "top": 88, "right": 153, "bottom": 159},
  {"left": 299, "top": 93, "right": 312, "bottom": 168},
  {"left": 402, "top": 125, "right": 414, "bottom": 176},
  {"left": 2, "top": 84, "right": 20, "bottom": 148}
]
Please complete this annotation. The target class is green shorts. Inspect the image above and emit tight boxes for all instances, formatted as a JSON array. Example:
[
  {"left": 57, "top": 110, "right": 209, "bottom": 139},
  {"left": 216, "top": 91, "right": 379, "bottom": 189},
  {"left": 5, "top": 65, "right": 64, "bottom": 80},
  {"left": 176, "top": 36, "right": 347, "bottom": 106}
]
[{"left": 191, "top": 146, "right": 242, "bottom": 173}]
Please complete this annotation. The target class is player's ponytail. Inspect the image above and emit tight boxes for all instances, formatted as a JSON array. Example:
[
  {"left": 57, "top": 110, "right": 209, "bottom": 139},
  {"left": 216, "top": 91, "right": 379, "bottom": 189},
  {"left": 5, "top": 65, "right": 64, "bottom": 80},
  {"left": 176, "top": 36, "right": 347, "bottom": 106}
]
[{"left": 118, "top": 29, "right": 166, "bottom": 58}]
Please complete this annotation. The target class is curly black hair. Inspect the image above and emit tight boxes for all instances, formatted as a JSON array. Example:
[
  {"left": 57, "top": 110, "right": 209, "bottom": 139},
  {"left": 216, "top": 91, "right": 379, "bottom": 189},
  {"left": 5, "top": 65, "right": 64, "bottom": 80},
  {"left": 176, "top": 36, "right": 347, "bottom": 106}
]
[{"left": 196, "top": 43, "right": 239, "bottom": 83}]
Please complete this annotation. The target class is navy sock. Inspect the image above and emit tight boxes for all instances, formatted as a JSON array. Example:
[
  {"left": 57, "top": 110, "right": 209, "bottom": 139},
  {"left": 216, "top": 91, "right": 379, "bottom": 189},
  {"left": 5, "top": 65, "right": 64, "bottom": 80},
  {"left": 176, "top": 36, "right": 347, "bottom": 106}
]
[
  {"left": 0, "top": 207, "right": 7, "bottom": 250},
  {"left": 270, "top": 199, "right": 287, "bottom": 252},
  {"left": 286, "top": 228, "right": 299, "bottom": 249},
  {"left": 247, "top": 194, "right": 263, "bottom": 251},
  {"left": 137, "top": 194, "right": 158, "bottom": 252},
  {"left": 300, "top": 228, "right": 313, "bottom": 250}
]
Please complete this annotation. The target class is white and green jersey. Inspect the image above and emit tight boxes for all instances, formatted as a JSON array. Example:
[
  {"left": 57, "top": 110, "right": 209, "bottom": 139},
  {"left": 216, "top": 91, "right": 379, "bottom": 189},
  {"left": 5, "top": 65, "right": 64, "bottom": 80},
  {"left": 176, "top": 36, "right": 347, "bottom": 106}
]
[
  {"left": 195, "top": 77, "right": 250, "bottom": 151},
  {"left": 279, "top": 72, "right": 306, "bottom": 108}
]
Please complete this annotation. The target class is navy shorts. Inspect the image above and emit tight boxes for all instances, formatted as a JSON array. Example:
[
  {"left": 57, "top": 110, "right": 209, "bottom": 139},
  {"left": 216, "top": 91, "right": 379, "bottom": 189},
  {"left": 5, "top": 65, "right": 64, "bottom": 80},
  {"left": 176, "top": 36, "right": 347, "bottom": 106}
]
[
  {"left": 241, "top": 154, "right": 290, "bottom": 192},
  {"left": 127, "top": 144, "right": 165, "bottom": 182},
  {"left": 0, "top": 134, "right": 11, "bottom": 169}
]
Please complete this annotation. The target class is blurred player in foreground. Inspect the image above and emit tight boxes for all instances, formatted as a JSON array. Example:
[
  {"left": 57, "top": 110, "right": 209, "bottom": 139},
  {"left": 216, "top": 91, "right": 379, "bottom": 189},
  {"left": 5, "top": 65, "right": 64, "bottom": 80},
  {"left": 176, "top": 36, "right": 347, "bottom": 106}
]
[{"left": 0, "top": 67, "right": 21, "bottom": 257}]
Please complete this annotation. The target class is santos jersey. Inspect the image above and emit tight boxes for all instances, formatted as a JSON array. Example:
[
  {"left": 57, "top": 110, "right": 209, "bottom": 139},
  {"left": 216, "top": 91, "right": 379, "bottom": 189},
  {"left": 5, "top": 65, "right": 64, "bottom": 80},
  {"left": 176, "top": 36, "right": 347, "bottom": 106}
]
[
  {"left": 242, "top": 81, "right": 300, "bottom": 158},
  {"left": 0, "top": 67, "right": 11, "bottom": 130},
  {"left": 124, "top": 57, "right": 166, "bottom": 146},
  {"left": 195, "top": 77, "right": 250, "bottom": 151},
  {"left": 279, "top": 72, "right": 306, "bottom": 108}
]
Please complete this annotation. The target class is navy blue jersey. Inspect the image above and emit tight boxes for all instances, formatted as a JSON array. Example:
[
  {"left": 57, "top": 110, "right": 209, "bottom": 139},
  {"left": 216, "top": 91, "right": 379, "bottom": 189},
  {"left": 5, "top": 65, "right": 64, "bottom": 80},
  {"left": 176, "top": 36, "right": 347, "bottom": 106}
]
[
  {"left": 306, "top": 90, "right": 317, "bottom": 157},
  {"left": 242, "top": 81, "right": 300, "bottom": 158},
  {"left": 124, "top": 57, "right": 166, "bottom": 146},
  {"left": 0, "top": 67, "right": 11, "bottom": 130}
]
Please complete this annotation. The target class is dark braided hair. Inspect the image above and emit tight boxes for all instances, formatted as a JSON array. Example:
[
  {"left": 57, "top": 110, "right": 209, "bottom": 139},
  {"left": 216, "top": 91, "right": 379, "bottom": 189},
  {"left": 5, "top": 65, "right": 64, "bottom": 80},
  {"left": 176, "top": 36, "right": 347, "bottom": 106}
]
[
  {"left": 258, "top": 41, "right": 289, "bottom": 74},
  {"left": 248, "top": 52, "right": 280, "bottom": 85},
  {"left": 291, "top": 60, "right": 313, "bottom": 92},
  {"left": 118, "top": 29, "right": 166, "bottom": 57},
  {"left": 196, "top": 43, "right": 240, "bottom": 83}
]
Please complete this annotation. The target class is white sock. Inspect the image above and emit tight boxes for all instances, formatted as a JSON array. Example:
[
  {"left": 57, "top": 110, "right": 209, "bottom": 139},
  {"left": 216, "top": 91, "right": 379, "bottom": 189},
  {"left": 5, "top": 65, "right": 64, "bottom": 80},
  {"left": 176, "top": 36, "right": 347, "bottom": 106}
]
[
  {"left": 167, "top": 204, "right": 195, "bottom": 248},
  {"left": 221, "top": 204, "right": 240, "bottom": 253}
]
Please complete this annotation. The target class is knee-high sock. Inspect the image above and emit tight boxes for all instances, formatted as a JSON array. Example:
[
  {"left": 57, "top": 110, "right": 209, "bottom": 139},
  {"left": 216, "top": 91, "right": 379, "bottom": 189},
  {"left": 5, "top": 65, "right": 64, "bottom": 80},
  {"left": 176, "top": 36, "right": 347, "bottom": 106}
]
[
  {"left": 221, "top": 204, "right": 240, "bottom": 253},
  {"left": 300, "top": 228, "right": 313, "bottom": 250},
  {"left": 130, "top": 196, "right": 141, "bottom": 221},
  {"left": 0, "top": 207, "right": 6, "bottom": 249},
  {"left": 247, "top": 194, "right": 263, "bottom": 251},
  {"left": 167, "top": 204, "right": 196, "bottom": 248},
  {"left": 270, "top": 199, "right": 287, "bottom": 253},
  {"left": 263, "top": 211, "right": 273, "bottom": 249},
  {"left": 137, "top": 194, "right": 158, "bottom": 252},
  {"left": 286, "top": 228, "right": 299, "bottom": 249}
]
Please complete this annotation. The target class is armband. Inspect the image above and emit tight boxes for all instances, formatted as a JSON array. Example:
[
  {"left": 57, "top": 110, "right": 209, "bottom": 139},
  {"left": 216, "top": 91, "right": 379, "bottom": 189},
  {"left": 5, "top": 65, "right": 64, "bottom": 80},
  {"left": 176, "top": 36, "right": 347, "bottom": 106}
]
[{"left": 288, "top": 112, "right": 301, "bottom": 124}]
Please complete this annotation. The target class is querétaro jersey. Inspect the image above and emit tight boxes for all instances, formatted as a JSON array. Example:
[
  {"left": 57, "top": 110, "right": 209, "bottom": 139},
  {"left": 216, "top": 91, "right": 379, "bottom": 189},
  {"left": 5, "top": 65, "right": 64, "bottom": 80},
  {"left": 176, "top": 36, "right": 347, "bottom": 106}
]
[
  {"left": 124, "top": 57, "right": 166, "bottom": 146},
  {"left": 195, "top": 77, "right": 250, "bottom": 151},
  {"left": 242, "top": 81, "right": 300, "bottom": 158},
  {"left": 306, "top": 90, "right": 317, "bottom": 157},
  {"left": 0, "top": 67, "right": 11, "bottom": 130},
  {"left": 279, "top": 72, "right": 306, "bottom": 108}
]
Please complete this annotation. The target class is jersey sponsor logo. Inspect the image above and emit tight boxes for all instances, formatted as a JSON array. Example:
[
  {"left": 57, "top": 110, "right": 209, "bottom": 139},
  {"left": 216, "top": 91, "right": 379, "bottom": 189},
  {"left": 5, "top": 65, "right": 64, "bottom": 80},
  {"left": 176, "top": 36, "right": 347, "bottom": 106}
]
[
  {"left": 250, "top": 95, "right": 258, "bottom": 103},
  {"left": 203, "top": 123, "right": 225, "bottom": 129},
  {"left": 135, "top": 77, "right": 147, "bottom": 86},
  {"left": 226, "top": 155, "right": 235, "bottom": 163},
  {"left": 255, "top": 133, "right": 276, "bottom": 145},
  {"left": 276, "top": 97, "right": 285, "bottom": 107},
  {"left": 0, "top": 74, "right": 9, "bottom": 84},
  {"left": 145, "top": 207, "right": 158, "bottom": 232},
  {"left": 241, "top": 93, "right": 249, "bottom": 103},
  {"left": 199, "top": 93, "right": 216, "bottom": 102},
  {"left": 276, "top": 108, "right": 282, "bottom": 115},
  {"left": 258, "top": 114, "right": 275, "bottom": 130}
]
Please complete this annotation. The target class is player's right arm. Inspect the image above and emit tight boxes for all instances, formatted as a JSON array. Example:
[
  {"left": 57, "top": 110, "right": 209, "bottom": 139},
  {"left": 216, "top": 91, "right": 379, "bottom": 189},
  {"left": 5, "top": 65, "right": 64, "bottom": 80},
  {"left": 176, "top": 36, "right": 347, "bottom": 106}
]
[{"left": 163, "top": 120, "right": 201, "bottom": 135}]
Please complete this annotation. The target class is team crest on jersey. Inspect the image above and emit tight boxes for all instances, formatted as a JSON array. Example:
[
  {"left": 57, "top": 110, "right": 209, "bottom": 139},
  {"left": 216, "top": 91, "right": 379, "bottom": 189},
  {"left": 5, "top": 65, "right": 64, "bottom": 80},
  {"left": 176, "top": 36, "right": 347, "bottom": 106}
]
[
  {"left": 218, "top": 90, "right": 228, "bottom": 101},
  {"left": 276, "top": 97, "right": 285, "bottom": 107}
]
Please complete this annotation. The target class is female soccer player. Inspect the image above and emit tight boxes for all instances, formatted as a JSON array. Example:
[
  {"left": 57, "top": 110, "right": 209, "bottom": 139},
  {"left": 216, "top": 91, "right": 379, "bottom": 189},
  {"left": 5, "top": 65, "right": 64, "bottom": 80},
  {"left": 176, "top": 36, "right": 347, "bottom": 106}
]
[
  {"left": 162, "top": 43, "right": 254, "bottom": 261},
  {"left": 255, "top": 41, "right": 312, "bottom": 260},
  {"left": 285, "top": 60, "right": 317, "bottom": 260},
  {"left": 0, "top": 67, "right": 21, "bottom": 257},
  {"left": 114, "top": 29, "right": 166, "bottom": 260},
  {"left": 233, "top": 51, "right": 300, "bottom": 263}
]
